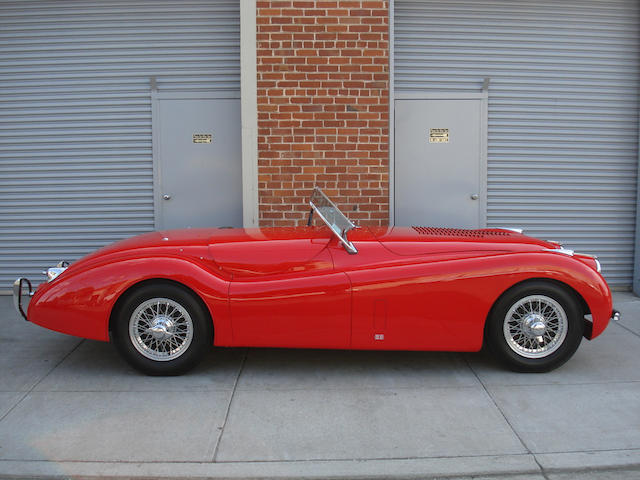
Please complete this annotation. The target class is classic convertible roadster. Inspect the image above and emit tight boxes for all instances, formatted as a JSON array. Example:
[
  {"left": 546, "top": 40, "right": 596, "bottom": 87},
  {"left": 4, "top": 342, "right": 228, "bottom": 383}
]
[{"left": 14, "top": 188, "right": 618, "bottom": 375}]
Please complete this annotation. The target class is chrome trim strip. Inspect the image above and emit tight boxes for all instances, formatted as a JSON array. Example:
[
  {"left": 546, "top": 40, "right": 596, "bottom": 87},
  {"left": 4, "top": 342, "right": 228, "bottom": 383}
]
[
  {"left": 500, "top": 227, "right": 523, "bottom": 234},
  {"left": 545, "top": 248, "right": 574, "bottom": 256}
]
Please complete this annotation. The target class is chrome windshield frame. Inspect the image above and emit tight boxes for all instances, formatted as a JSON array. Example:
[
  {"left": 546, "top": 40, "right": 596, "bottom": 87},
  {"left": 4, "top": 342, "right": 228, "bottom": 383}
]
[{"left": 309, "top": 187, "right": 358, "bottom": 254}]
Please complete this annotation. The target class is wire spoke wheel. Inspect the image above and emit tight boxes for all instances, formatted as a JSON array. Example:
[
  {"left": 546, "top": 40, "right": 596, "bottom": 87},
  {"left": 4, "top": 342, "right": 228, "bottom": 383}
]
[
  {"left": 503, "top": 294, "right": 568, "bottom": 359},
  {"left": 128, "top": 297, "right": 194, "bottom": 362}
]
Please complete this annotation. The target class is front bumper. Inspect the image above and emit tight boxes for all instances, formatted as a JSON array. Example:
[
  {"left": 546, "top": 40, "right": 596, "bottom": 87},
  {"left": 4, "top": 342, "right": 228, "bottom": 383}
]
[
  {"left": 612, "top": 309, "right": 621, "bottom": 322},
  {"left": 13, "top": 277, "right": 33, "bottom": 321}
]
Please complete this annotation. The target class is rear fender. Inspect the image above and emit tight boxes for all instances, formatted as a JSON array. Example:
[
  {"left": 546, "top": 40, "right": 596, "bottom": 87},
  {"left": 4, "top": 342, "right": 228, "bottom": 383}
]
[{"left": 27, "top": 256, "right": 230, "bottom": 343}]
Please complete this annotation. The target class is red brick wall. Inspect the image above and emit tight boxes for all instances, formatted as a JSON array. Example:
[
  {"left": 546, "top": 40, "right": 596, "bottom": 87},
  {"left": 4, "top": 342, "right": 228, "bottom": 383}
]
[{"left": 256, "top": 0, "right": 390, "bottom": 227}]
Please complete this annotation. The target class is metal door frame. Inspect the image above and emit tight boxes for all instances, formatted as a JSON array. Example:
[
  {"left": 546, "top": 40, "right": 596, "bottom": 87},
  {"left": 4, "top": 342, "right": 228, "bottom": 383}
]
[
  {"left": 151, "top": 89, "right": 240, "bottom": 230},
  {"left": 392, "top": 88, "right": 489, "bottom": 228}
]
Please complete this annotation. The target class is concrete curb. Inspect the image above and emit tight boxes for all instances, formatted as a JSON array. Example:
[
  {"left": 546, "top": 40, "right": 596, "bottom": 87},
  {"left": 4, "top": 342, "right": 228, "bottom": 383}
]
[
  {"left": 1, "top": 450, "right": 639, "bottom": 480},
  {"left": 535, "top": 449, "right": 640, "bottom": 472}
]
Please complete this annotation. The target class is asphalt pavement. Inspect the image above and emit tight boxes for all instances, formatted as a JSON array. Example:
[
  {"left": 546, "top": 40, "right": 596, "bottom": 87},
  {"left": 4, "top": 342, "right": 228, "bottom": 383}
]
[{"left": 0, "top": 292, "right": 639, "bottom": 479}]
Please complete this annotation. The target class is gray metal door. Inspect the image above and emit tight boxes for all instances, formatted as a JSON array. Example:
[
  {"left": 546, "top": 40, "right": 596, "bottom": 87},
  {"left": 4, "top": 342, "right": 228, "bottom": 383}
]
[
  {"left": 395, "top": 98, "right": 484, "bottom": 228},
  {"left": 154, "top": 97, "right": 242, "bottom": 230},
  {"left": 394, "top": 0, "right": 639, "bottom": 287},
  {"left": 0, "top": 0, "right": 240, "bottom": 288}
]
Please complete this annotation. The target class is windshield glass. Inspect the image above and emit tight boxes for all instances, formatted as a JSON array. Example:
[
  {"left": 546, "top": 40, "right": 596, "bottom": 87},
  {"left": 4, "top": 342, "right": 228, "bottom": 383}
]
[{"left": 309, "top": 187, "right": 357, "bottom": 254}]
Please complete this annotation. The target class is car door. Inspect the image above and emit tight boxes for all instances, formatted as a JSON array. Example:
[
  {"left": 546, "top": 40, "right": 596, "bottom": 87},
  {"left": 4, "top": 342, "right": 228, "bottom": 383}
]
[
  {"left": 328, "top": 230, "right": 484, "bottom": 352},
  {"left": 216, "top": 233, "right": 352, "bottom": 348}
]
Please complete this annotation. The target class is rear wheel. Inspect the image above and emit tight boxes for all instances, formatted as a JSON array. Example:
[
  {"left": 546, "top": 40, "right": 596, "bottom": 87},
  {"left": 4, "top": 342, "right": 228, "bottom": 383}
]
[
  {"left": 113, "top": 283, "right": 212, "bottom": 375},
  {"left": 486, "top": 281, "right": 584, "bottom": 372}
]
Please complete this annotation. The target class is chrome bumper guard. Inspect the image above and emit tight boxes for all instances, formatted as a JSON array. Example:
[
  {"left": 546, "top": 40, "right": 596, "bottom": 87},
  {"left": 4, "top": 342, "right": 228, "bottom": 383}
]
[
  {"left": 13, "top": 278, "right": 33, "bottom": 321},
  {"left": 612, "top": 309, "right": 621, "bottom": 322}
]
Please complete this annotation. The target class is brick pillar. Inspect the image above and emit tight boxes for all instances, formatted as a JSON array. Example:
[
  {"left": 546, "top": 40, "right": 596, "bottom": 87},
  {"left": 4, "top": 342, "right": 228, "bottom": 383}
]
[{"left": 256, "top": 1, "right": 390, "bottom": 227}]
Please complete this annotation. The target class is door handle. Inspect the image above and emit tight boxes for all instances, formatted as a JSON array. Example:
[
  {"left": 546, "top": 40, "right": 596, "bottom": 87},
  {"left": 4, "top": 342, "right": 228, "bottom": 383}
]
[
  {"left": 470, "top": 194, "right": 479, "bottom": 200},
  {"left": 163, "top": 194, "right": 172, "bottom": 200}
]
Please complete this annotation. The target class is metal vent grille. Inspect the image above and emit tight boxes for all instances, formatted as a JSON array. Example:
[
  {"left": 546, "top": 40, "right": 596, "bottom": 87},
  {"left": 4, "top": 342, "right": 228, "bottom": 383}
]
[{"left": 412, "top": 226, "right": 512, "bottom": 238}]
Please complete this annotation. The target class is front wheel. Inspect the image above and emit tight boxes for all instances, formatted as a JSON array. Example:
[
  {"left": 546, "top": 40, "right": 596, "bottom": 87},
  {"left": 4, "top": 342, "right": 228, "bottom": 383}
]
[
  {"left": 113, "top": 283, "right": 212, "bottom": 375},
  {"left": 486, "top": 281, "right": 584, "bottom": 372}
]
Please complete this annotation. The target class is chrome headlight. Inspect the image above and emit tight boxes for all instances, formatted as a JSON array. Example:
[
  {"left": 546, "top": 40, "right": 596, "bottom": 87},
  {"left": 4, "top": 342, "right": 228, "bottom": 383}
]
[
  {"left": 574, "top": 253, "right": 602, "bottom": 274},
  {"left": 547, "top": 247, "right": 601, "bottom": 274}
]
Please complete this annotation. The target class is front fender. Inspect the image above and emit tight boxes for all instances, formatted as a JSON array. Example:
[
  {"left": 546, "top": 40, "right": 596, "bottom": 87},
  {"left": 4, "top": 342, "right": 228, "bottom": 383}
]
[
  {"left": 551, "top": 256, "right": 612, "bottom": 340},
  {"left": 27, "top": 256, "right": 230, "bottom": 343},
  {"left": 486, "top": 252, "right": 613, "bottom": 340}
]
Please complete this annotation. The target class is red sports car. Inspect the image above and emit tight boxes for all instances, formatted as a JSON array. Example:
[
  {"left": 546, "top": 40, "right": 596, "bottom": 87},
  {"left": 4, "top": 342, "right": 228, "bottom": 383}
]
[{"left": 14, "top": 188, "right": 618, "bottom": 375}]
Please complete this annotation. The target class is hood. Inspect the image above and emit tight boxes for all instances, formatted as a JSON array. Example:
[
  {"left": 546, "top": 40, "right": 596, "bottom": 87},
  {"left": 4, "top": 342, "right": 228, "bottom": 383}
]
[{"left": 368, "top": 226, "right": 557, "bottom": 256}]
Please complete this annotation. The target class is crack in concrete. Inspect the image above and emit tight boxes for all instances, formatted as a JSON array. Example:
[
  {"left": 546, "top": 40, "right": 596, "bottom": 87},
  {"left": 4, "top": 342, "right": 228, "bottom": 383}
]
[
  {"left": 211, "top": 347, "right": 248, "bottom": 462},
  {"left": 0, "top": 338, "right": 84, "bottom": 424}
]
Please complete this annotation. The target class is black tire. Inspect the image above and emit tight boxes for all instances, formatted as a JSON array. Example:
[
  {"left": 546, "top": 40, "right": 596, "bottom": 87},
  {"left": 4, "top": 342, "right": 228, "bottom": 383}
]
[
  {"left": 486, "top": 281, "right": 584, "bottom": 373},
  {"left": 112, "top": 283, "right": 213, "bottom": 376}
]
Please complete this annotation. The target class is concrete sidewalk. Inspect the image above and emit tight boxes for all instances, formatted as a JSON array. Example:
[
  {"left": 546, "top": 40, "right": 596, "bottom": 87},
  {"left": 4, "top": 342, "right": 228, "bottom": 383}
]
[{"left": 0, "top": 293, "right": 639, "bottom": 479}]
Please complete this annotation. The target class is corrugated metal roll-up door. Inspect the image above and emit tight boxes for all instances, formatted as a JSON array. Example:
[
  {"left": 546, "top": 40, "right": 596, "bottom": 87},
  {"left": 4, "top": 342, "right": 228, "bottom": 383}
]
[
  {"left": 0, "top": 1, "right": 240, "bottom": 288},
  {"left": 394, "top": 0, "right": 640, "bottom": 287}
]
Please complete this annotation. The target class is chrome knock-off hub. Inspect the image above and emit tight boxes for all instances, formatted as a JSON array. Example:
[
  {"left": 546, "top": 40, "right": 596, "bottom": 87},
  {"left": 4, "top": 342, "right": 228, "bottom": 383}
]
[
  {"left": 522, "top": 314, "right": 547, "bottom": 337},
  {"left": 147, "top": 316, "right": 175, "bottom": 340}
]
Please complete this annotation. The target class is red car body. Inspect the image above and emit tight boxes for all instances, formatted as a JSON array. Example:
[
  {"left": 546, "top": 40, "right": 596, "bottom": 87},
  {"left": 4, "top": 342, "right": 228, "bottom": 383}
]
[{"left": 26, "top": 225, "right": 613, "bottom": 352}]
